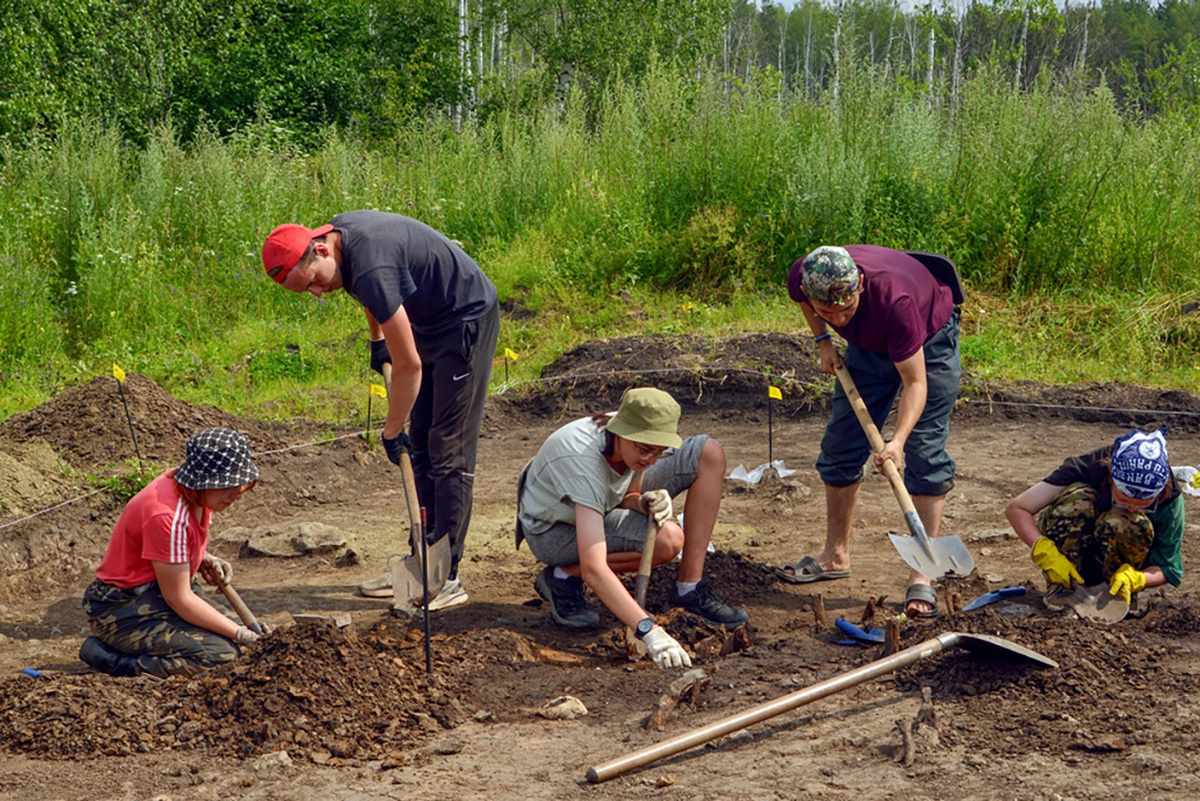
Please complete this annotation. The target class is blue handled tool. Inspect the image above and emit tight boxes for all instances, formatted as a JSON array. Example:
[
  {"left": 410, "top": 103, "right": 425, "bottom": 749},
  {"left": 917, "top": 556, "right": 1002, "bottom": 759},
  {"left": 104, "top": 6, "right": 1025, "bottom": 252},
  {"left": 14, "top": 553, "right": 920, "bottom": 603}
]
[
  {"left": 834, "top": 617, "right": 885, "bottom": 643},
  {"left": 963, "top": 586, "right": 1026, "bottom": 611}
]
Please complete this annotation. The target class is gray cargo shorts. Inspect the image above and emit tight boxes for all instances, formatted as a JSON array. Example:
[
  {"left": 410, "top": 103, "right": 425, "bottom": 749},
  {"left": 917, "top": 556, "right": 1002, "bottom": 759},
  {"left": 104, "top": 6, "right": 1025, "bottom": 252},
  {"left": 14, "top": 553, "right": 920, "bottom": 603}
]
[{"left": 523, "top": 434, "right": 708, "bottom": 567}]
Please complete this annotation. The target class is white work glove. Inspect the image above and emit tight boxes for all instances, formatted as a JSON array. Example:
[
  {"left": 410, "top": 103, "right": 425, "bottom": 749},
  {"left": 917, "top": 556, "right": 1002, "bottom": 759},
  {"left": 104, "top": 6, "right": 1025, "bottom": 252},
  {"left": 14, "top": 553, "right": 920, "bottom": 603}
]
[
  {"left": 639, "top": 489, "right": 673, "bottom": 528},
  {"left": 234, "top": 625, "right": 261, "bottom": 645},
  {"left": 642, "top": 626, "right": 692, "bottom": 670},
  {"left": 201, "top": 553, "right": 233, "bottom": 586}
]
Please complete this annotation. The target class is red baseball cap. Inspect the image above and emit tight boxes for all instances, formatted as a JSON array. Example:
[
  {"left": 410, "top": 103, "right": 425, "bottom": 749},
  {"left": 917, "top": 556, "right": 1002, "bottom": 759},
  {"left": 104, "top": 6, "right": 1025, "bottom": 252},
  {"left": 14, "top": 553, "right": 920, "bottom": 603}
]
[{"left": 262, "top": 223, "right": 334, "bottom": 283}]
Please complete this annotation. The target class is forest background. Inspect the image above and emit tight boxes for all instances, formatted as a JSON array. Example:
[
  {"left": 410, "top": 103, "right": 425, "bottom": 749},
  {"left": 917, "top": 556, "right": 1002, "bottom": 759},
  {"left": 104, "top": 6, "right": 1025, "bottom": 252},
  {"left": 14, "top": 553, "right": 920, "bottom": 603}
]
[{"left": 2, "top": 0, "right": 1200, "bottom": 425}]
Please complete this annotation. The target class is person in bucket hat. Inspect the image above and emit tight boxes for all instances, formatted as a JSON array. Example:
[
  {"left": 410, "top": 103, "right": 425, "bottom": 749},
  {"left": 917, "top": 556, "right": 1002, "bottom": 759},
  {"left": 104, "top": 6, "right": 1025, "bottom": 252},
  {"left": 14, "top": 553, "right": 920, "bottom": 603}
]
[
  {"left": 779, "top": 245, "right": 962, "bottom": 619},
  {"left": 79, "top": 429, "right": 263, "bottom": 678},
  {"left": 261, "top": 211, "right": 500, "bottom": 611},
  {"left": 516, "top": 388, "right": 747, "bottom": 669},
  {"left": 1006, "top": 428, "right": 1184, "bottom": 605}
]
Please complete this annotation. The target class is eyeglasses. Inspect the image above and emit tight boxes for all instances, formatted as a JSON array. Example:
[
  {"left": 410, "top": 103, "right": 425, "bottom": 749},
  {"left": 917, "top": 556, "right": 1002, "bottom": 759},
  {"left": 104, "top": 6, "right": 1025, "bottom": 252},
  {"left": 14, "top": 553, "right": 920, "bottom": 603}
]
[{"left": 632, "top": 442, "right": 668, "bottom": 460}]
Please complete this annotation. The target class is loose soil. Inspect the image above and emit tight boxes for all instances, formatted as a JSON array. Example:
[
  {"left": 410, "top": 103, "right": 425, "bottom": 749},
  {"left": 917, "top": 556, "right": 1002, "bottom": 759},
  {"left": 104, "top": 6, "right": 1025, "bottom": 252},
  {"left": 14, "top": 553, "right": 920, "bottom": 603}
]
[{"left": 2, "top": 332, "right": 1199, "bottom": 801}]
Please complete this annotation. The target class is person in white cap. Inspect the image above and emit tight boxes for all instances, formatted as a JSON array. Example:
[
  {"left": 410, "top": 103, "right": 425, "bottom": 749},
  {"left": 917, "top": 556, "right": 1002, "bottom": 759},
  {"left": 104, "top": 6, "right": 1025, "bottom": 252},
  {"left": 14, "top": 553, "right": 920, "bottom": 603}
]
[
  {"left": 1006, "top": 427, "right": 1184, "bottom": 605},
  {"left": 79, "top": 428, "right": 263, "bottom": 677},
  {"left": 261, "top": 211, "right": 499, "bottom": 611},
  {"left": 516, "top": 387, "right": 747, "bottom": 670}
]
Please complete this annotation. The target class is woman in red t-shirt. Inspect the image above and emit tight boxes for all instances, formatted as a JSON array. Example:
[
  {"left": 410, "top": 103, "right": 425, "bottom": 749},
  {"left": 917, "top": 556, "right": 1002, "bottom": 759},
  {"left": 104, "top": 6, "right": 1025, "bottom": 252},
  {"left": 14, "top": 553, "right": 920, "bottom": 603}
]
[{"left": 80, "top": 428, "right": 262, "bottom": 678}]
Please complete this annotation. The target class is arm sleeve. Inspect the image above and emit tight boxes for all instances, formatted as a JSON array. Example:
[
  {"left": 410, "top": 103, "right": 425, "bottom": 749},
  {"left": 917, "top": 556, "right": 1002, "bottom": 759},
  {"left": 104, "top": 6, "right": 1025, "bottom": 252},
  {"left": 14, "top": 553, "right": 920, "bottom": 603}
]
[
  {"left": 885, "top": 296, "right": 927, "bottom": 363},
  {"left": 140, "top": 510, "right": 190, "bottom": 565},
  {"left": 1145, "top": 494, "right": 1185, "bottom": 587}
]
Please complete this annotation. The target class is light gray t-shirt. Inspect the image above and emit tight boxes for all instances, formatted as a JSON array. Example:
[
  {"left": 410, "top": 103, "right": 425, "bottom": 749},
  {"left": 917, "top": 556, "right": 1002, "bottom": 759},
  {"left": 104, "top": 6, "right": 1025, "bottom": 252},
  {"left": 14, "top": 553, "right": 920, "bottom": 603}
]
[{"left": 519, "top": 416, "right": 632, "bottom": 536}]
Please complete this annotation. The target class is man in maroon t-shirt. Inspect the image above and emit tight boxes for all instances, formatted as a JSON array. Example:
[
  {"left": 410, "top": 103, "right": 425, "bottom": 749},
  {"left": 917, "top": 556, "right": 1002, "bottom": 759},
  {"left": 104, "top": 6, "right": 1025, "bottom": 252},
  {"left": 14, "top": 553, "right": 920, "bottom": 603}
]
[{"left": 777, "top": 245, "right": 962, "bottom": 618}]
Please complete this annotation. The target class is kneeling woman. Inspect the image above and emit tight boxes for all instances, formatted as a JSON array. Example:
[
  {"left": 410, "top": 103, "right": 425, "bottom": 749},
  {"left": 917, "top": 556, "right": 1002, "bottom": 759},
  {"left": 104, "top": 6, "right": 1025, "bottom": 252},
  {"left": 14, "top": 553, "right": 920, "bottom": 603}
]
[
  {"left": 80, "top": 428, "right": 263, "bottom": 678},
  {"left": 518, "top": 388, "right": 747, "bottom": 670}
]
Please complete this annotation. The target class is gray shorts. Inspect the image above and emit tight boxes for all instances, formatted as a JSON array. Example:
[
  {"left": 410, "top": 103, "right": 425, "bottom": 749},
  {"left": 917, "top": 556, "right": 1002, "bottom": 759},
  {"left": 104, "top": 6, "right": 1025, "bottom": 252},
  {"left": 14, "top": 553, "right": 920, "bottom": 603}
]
[{"left": 523, "top": 434, "right": 708, "bottom": 567}]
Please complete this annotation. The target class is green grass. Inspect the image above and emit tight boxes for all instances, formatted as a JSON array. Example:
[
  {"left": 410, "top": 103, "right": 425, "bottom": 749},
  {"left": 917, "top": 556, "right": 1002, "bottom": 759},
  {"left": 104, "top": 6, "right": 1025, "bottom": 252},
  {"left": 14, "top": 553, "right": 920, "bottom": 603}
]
[{"left": 3, "top": 65, "right": 1200, "bottom": 421}]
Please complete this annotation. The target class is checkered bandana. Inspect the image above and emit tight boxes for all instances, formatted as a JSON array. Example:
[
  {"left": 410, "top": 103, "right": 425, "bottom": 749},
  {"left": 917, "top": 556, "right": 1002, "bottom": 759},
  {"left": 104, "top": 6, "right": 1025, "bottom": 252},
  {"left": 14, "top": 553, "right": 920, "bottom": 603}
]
[
  {"left": 1111, "top": 428, "right": 1170, "bottom": 500},
  {"left": 174, "top": 428, "right": 260, "bottom": 491}
]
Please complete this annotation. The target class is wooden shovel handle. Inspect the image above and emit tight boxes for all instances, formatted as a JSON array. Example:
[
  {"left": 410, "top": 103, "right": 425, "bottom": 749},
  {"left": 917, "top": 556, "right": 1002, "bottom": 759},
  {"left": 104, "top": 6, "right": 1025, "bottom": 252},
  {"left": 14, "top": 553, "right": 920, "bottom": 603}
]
[
  {"left": 381, "top": 363, "right": 423, "bottom": 550},
  {"left": 833, "top": 363, "right": 918, "bottom": 517},
  {"left": 216, "top": 578, "right": 264, "bottom": 635},
  {"left": 633, "top": 513, "right": 659, "bottom": 608}
]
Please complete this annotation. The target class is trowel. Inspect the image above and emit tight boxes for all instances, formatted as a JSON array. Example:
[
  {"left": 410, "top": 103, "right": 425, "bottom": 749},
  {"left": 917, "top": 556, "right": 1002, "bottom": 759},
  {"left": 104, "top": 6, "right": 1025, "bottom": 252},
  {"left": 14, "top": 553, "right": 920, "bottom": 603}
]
[{"left": 1043, "top": 581, "right": 1129, "bottom": 625}]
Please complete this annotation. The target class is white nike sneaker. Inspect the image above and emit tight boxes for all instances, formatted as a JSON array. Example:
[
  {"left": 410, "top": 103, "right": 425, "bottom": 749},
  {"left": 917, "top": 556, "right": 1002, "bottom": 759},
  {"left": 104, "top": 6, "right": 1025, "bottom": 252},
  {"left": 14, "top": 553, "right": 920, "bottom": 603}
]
[{"left": 392, "top": 577, "right": 469, "bottom": 617}]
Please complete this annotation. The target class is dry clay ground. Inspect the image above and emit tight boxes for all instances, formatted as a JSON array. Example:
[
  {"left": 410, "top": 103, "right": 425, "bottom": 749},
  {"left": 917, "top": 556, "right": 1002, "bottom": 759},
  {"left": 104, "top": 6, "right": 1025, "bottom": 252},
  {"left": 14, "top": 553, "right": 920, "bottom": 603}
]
[{"left": 2, "top": 333, "right": 1200, "bottom": 801}]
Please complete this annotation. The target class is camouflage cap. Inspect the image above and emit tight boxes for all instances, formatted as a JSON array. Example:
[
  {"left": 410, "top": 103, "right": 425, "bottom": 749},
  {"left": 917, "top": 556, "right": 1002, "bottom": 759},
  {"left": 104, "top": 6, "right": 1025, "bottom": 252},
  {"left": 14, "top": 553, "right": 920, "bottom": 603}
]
[{"left": 797, "top": 246, "right": 860, "bottom": 305}]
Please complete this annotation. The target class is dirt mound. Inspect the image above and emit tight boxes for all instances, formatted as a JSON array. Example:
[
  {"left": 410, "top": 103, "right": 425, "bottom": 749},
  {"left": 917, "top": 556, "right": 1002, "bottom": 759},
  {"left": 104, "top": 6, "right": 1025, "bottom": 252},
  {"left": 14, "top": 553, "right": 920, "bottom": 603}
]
[
  {"left": 0, "top": 373, "right": 284, "bottom": 472},
  {"left": 495, "top": 332, "right": 829, "bottom": 419},
  {"left": 0, "top": 619, "right": 469, "bottom": 763},
  {"left": 960, "top": 379, "right": 1200, "bottom": 431}
]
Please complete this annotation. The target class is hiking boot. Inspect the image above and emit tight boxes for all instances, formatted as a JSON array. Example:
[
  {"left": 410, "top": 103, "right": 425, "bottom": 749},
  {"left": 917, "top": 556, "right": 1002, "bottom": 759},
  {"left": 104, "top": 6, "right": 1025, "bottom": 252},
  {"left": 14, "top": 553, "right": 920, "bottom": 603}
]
[
  {"left": 79, "top": 636, "right": 141, "bottom": 677},
  {"left": 358, "top": 571, "right": 393, "bottom": 598},
  {"left": 670, "top": 580, "right": 749, "bottom": 628},
  {"left": 534, "top": 567, "right": 600, "bottom": 629}
]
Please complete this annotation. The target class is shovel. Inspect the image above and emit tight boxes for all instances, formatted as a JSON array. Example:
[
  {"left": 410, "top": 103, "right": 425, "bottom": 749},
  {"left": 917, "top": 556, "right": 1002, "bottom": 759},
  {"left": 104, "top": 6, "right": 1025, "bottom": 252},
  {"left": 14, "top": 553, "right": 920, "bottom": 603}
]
[
  {"left": 587, "top": 629, "right": 1056, "bottom": 783},
  {"left": 625, "top": 513, "right": 660, "bottom": 661},
  {"left": 212, "top": 575, "right": 265, "bottom": 636},
  {"left": 378, "top": 363, "right": 452, "bottom": 609},
  {"left": 1045, "top": 582, "right": 1129, "bottom": 625},
  {"left": 963, "top": 586, "right": 1026, "bottom": 611},
  {"left": 833, "top": 363, "right": 974, "bottom": 579}
]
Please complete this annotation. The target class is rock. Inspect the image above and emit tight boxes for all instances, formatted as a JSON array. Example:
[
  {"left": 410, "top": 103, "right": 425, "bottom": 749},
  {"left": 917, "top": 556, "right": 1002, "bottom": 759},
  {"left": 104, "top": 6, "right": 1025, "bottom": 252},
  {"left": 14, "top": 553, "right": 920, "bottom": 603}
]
[
  {"left": 222, "top": 522, "right": 353, "bottom": 559},
  {"left": 253, "top": 750, "right": 293, "bottom": 771},
  {"left": 537, "top": 695, "right": 588, "bottom": 720}
]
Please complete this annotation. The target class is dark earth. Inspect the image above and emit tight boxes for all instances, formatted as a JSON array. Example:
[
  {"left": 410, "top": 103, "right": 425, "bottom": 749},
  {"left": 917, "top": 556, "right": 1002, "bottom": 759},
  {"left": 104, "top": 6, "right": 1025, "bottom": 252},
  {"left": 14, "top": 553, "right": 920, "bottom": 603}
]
[{"left": 1, "top": 332, "right": 1199, "bottom": 800}]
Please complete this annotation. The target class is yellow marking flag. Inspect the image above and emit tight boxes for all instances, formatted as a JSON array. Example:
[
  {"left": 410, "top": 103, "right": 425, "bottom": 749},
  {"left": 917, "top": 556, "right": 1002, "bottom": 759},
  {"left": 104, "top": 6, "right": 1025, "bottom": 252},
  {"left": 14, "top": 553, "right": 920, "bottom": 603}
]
[
  {"left": 112, "top": 364, "right": 126, "bottom": 384},
  {"left": 369, "top": 384, "right": 387, "bottom": 399},
  {"left": 504, "top": 347, "right": 519, "bottom": 361},
  {"left": 768, "top": 385, "right": 782, "bottom": 400}
]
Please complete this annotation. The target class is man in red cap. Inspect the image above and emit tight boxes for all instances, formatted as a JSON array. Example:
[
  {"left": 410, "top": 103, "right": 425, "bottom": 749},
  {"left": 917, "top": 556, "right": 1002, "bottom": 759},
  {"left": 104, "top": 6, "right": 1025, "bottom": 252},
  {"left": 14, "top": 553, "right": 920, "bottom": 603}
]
[{"left": 263, "top": 211, "right": 499, "bottom": 611}]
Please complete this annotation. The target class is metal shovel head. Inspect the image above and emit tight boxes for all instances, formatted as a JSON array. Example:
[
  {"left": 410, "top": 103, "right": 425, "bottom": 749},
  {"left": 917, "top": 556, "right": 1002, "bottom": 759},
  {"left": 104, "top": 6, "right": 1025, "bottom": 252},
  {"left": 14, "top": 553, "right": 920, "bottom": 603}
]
[
  {"left": 887, "top": 530, "right": 975, "bottom": 579},
  {"left": 389, "top": 536, "right": 452, "bottom": 608},
  {"left": 943, "top": 632, "right": 1059, "bottom": 669},
  {"left": 1065, "top": 582, "right": 1129, "bottom": 625}
]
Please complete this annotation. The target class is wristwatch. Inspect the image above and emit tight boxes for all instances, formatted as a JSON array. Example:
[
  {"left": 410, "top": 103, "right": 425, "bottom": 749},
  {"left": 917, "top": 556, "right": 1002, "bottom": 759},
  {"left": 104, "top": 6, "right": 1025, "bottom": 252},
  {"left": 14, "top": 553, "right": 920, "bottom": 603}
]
[{"left": 634, "top": 617, "right": 656, "bottom": 640}]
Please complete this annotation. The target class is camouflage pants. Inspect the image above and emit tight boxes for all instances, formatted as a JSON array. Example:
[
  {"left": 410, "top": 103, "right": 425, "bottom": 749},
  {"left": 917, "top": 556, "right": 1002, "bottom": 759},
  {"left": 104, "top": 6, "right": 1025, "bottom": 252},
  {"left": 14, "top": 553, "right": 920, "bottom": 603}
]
[
  {"left": 1037, "top": 482, "right": 1154, "bottom": 586},
  {"left": 82, "top": 578, "right": 240, "bottom": 678}
]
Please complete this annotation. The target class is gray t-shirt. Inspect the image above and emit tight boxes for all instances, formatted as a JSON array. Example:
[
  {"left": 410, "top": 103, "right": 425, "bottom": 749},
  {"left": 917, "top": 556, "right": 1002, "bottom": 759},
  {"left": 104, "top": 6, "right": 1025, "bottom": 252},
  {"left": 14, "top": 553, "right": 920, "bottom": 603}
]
[
  {"left": 519, "top": 417, "right": 633, "bottom": 536},
  {"left": 332, "top": 210, "right": 497, "bottom": 338}
]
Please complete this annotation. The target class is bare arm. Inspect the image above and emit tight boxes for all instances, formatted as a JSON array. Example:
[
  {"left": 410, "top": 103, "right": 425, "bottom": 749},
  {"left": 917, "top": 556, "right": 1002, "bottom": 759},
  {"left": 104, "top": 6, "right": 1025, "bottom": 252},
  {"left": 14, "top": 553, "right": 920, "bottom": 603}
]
[
  {"left": 797, "top": 300, "right": 841, "bottom": 375},
  {"left": 1005, "top": 481, "right": 1063, "bottom": 547},
  {"left": 876, "top": 349, "right": 927, "bottom": 470},
  {"left": 377, "top": 306, "right": 422, "bottom": 439},
  {"left": 575, "top": 505, "right": 648, "bottom": 628},
  {"left": 153, "top": 561, "right": 240, "bottom": 639}
]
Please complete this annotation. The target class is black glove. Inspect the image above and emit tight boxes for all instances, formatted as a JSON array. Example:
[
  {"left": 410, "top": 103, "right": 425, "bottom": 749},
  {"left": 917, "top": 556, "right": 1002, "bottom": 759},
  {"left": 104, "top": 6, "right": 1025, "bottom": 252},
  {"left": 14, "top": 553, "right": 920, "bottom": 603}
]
[
  {"left": 369, "top": 338, "right": 391, "bottom": 376},
  {"left": 383, "top": 431, "right": 412, "bottom": 466}
]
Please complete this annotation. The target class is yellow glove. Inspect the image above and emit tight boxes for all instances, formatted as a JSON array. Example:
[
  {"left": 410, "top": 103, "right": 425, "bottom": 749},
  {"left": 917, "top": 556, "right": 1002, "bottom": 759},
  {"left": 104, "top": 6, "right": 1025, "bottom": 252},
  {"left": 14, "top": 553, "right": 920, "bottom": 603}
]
[
  {"left": 1030, "top": 537, "right": 1084, "bottom": 589},
  {"left": 1108, "top": 564, "right": 1147, "bottom": 605}
]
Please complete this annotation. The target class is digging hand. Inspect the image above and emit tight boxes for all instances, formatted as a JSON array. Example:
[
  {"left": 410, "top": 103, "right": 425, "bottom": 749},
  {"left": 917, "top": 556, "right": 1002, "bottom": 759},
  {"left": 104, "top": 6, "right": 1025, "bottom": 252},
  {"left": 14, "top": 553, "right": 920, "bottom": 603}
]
[
  {"left": 642, "top": 626, "right": 692, "bottom": 670},
  {"left": 369, "top": 338, "right": 391, "bottom": 376},
  {"left": 1108, "top": 564, "right": 1147, "bottom": 605},
  {"left": 1030, "top": 537, "right": 1084, "bottom": 589},
  {"left": 201, "top": 553, "right": 233, "bottom": 585},
  {"left": 383, "top": 431, "right": 413, "bottom": 466},
  {"left": 639, "top": 489, "right": 673, "bottom": 528},
  {"left": 234, "top": 625, "right": 261, "bottom": 645}
]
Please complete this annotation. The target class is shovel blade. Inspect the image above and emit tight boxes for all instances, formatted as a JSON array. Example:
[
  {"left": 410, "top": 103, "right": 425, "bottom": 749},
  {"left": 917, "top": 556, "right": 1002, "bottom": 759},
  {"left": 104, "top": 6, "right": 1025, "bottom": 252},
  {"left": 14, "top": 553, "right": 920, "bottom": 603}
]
[
  {"left": 390, "top": 536, "right": 452, "bottom": 608},
  {"left": 887, "top": 532, "right": 975, "bottom": 578},
  {"left": 948, "top": 632, "right": 1059, "bottom": 669}
]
